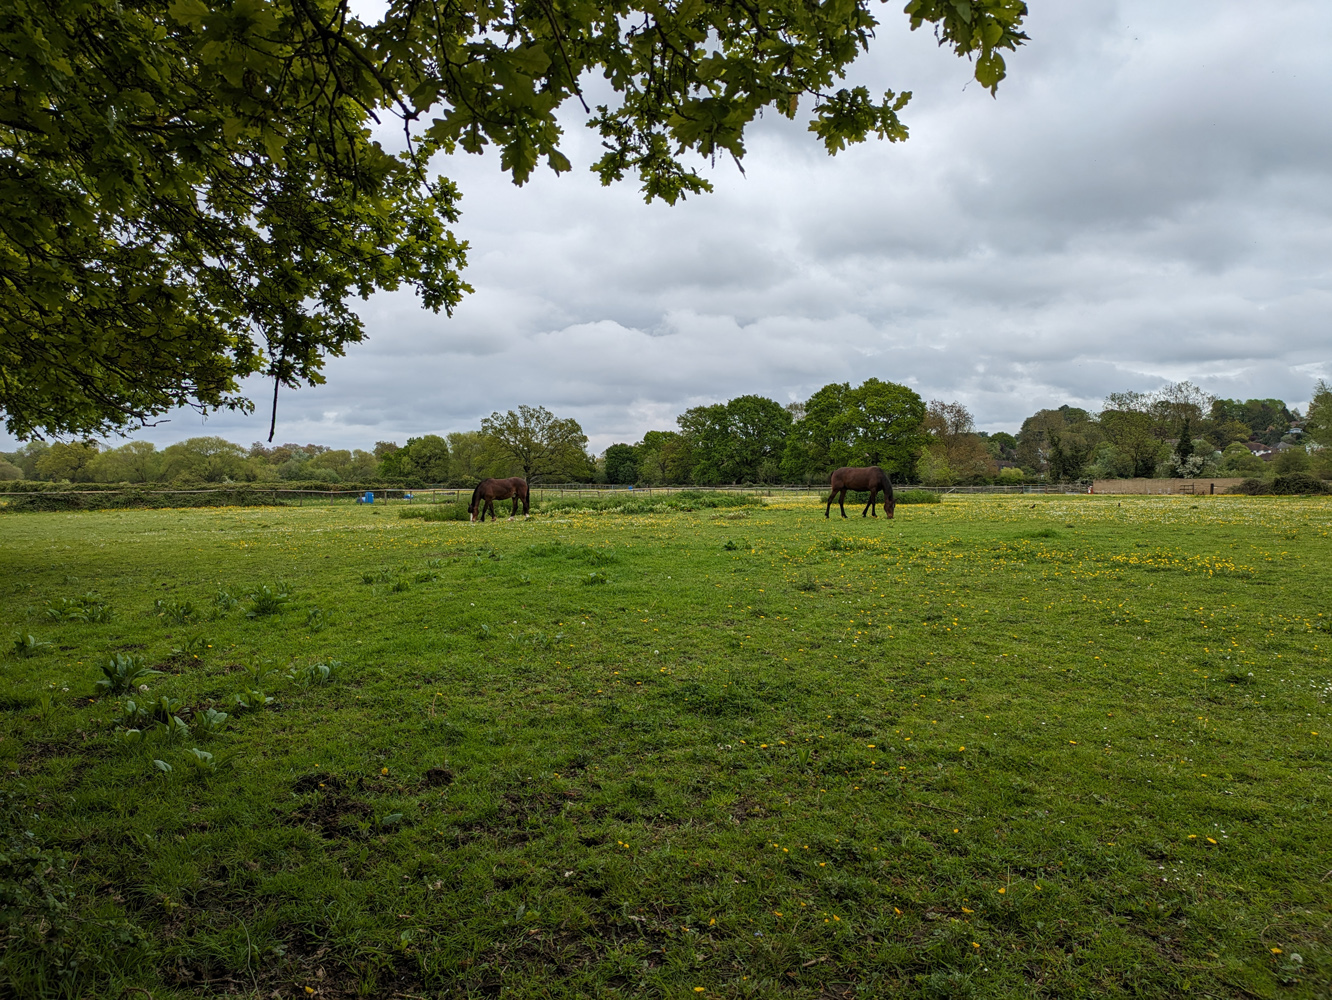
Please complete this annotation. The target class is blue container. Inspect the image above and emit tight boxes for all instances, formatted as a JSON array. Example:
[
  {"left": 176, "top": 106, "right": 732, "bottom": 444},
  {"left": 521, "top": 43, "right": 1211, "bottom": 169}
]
[{"left": 363, "top": 491, "right": 374, "bottom": 504}]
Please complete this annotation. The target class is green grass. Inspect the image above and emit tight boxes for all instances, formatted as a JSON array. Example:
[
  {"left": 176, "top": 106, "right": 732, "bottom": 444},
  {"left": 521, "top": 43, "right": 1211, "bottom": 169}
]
[{"left": 1, "top": 495, "right": 1330, "bottom": 999}]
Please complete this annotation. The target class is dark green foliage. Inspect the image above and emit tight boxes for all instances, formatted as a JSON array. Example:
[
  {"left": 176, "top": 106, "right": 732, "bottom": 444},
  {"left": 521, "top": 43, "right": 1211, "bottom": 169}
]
[
  {"left": 483, "top": 406, "right": 594, "bottom": 484},
  {"left": 1174, "top": 414, "right": 1195, "bottom": 467},
  {"left": 45, "top": 593, "right": 112, "bottom": 623},
  {"left": 153, "top": 597, "right": 196, "bottom": 623},
  {"left": 94, "top": 654, "right": 161, "bottom": 696},
  {"left": 244, "top": 583, "right": 291, "bottom": 618},
  {"left": 1046, "top": 429, "right": 1094, "bottom": 481},
  {"left": 782, "top": 379, "right": 928, "bottom": 482},
  {"left": 1209, "top": 397, "right": 1298, "bottom": 446},
  {"left": 11, "top": 634, "right": 50, "bottom": 658},
  {"left": 376, "top": 436, "right": 451, "bottom": 483},
  {"left": 0, "top": 481, "right": 423, "bottom": 513},
  {"left": 603, "top": 443, "right": 640, "bottom": 485},
  {"left": 678, "top": 395, "right": 793, "bottom": 484},
  {"left": 1228, "top": 474, "right": 1328, "bottom": 495}
]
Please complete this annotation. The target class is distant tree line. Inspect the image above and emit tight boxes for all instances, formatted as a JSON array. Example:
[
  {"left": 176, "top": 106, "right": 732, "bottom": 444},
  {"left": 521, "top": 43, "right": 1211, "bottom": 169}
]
[
  {"left": 1009, "top": 381, "right": 1332, "bottom": 484},
  {"left": 2, "top": 380, "right": 1327, "bottom": 487}
]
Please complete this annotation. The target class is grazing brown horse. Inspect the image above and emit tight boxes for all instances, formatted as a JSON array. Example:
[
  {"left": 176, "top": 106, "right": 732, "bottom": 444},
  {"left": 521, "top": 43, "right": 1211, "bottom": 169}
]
[
  {"left": 825, "top": 466, "right": 895, "bottom": 519},
  {"left": 469, "top": 477, "right": 530, "bottom": 523}
]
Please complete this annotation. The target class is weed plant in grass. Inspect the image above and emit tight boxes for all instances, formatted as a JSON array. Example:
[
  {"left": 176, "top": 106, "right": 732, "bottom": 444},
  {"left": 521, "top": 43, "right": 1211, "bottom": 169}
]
[{"left": 1, "top": 495, "right": 1330, "bottom": 998}]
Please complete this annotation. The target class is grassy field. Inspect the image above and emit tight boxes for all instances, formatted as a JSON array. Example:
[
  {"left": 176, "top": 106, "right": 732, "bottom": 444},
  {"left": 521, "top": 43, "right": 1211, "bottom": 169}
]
[{"left": 1, "top": 494, "right": 1329, "bottom": 999}]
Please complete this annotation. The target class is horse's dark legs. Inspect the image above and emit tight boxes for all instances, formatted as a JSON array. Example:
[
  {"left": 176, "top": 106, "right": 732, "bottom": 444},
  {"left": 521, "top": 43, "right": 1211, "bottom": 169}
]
[
  {"left": 508, "top": 495, "right": 519, "bottom": 520},
  {"left": 863, "top": 487, "right": 878, "bottom": 517},
  {"left": 839, "top": 488, "right": 848, "bottom": 518},
  {"left": 825, "top": 489, "right": 836, "bottom": 518}
]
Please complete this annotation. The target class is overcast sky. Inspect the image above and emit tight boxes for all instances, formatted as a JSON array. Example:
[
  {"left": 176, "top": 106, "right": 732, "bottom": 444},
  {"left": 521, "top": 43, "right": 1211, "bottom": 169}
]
[{"left": 15, "top": 0, "right": 1330, "bottom": 455}]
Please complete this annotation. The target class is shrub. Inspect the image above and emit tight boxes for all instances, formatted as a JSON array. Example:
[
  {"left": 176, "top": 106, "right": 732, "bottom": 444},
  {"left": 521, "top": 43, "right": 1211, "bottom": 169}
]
[
  {"left": 1272, "top": 473, "right": 1327, "bottom": 495},
  {"left": 1227, "top": 474, "right": 1328, "bottom": 496}
]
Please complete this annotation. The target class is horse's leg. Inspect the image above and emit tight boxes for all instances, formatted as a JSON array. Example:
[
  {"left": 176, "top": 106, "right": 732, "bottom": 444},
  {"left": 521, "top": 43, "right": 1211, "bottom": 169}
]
[
  {"left": 508, "top": 494, "right": 517, "bottom": 521},
  {"left": 863, "top": 487, "right": 876, "bottom": 518},
  {"left": 839, "top": 488, "right": 848, "bottom": 518},
  {"left": 825, "top": 488, "right": 835, "bottom": 519}
]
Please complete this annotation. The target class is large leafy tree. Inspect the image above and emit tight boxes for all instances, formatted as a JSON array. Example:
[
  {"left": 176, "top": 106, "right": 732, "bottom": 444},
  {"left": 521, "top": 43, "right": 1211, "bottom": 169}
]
[
  {"left": 780, "top": 378, "right": 925, "bottom": 481},
  {"left": 482, "top": 405, "right": 592, "bottom": 483},
  {"left": 1307, "top": 381, "right": 1332, "bottom": 448},
  {"left": 635, "top": 429, "right": 690, "bottom": 484},
  {"left": 1099, "top": 393, "right": 1164, "bottom": 479},
  {"left": 829, "top": 378, "right": 927, "bottom": 476},
  {"left": 678, "top": 394, "right": 790, "bottom": 483},
  {"left": 780, "top": 381, "right": 850, "bottom": 482},
  {"left": 602, "top": 443, "right": 639, "bottom": 484},
  {"left": 1015, "top": 405, "right": 1100, "bottom": 478},
  {"left": 377, "top": 434, "right": 451, "bottom": 482},
  {"left": 922, "top": 398, "right": 993, "bottom": 482},
  {"left": 1, "top": 0, "right": 1028, "bottom": 439}
]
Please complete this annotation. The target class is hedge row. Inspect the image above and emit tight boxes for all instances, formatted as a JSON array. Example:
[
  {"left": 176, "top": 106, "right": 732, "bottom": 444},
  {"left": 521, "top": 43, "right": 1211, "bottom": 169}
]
[
  {"left": 1225, "top": 474, "right": 1329, "bottom": 496},
  {"left": 0, "top": 482, "right": 444, "bottom": 512},
  {"left": 0, "top": 479, "right": 432, "bottom": 494}
]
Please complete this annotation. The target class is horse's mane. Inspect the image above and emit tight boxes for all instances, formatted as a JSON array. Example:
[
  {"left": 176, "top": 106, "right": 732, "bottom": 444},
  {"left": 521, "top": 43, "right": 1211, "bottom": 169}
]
[{"left": 469, "top": 482, "right": 482, "bottom": 511}]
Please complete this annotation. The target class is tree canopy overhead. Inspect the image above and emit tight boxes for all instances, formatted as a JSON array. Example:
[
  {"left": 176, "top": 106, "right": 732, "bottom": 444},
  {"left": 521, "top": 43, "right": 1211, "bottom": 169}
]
[{"left": 1, "top": 0, "right": 1028, "bottom": 439}]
